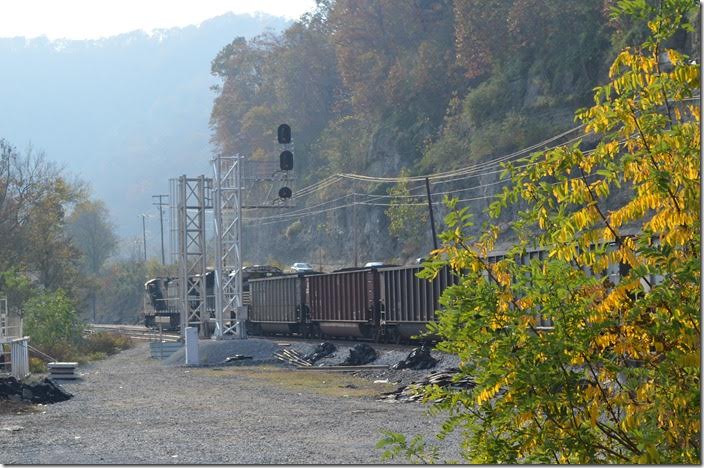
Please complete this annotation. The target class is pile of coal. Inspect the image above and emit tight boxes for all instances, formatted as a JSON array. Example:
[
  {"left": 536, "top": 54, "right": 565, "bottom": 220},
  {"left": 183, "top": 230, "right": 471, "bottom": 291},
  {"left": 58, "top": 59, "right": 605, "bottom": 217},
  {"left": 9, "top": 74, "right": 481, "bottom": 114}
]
[
  {"left": 0, "top": 377, "right": 23, "bottom": 399},
  {"left": 304, "top": 342, "right": 336, "bottom": 363},
  {"left": 0, "top": 377, "right": 73, "bottom": 404},
  {"left": 379, "top": 368, "right": 475, "bottom": 403},
  {"left": 392, "top": 345, "right": 438, "bottom": 370},
  {"left": 341, "top": 343, "right": 378, "bottom": 366}
]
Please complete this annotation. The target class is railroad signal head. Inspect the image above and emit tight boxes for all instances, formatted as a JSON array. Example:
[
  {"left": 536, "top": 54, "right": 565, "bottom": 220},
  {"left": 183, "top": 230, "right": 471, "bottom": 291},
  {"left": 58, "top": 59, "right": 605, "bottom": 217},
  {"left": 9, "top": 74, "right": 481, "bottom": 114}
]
[
  {"left": 279, "top": 150, "right": 293, "bottom": 171},
  {"left": 277, "top": 124, "right": 291, "bottom": 144},
  {"left": 278, "top": 186, "right": 292, "bottom": 199}
]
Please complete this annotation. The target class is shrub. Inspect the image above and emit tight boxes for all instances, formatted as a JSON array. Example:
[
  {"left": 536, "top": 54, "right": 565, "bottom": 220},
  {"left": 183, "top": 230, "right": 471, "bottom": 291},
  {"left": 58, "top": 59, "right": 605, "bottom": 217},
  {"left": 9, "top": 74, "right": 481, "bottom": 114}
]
[
  {"left": 29, "top": 357, "right": 47, "bottom": 373},
  {"left": 82, "top": 332, "right": 134, "bottom": 356},
  {"left": 285, "top": 220, "right": 304, "bottom": 239},
  {"left": 381, "top": 0, "right": 700, "bottom": 463},
  {"left": 23, "top": 289, "right": 84, "bottom": 350}
]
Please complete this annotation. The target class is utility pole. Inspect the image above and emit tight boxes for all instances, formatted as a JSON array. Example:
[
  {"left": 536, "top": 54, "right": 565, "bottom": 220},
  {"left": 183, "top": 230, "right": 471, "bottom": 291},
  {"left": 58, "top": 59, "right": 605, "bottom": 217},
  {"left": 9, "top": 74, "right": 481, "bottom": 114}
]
[
  {"left": 352, "top": 180, "right": 358, "bottom": 267},
  {"left": 425, "top": 177, "right": 439, "bottom": 251},
  {"left": 140, "top": 214, "right": 147, "bottom": 262},
  {"left": 152, "top": 194, "right": 168, "bottom": 265}
]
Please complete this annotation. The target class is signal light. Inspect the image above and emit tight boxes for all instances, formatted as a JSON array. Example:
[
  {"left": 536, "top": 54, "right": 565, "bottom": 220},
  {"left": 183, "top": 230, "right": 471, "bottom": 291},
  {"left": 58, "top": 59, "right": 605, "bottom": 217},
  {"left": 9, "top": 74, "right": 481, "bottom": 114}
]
[
  {"left": 277, "top": 124, "right": 291, "bottom": 144},
  {"left": 278, "top": 187, "right": 292, "bottom": 199},
  {"left": 279, "top": 150, "right": 293, "bottom": 171}
]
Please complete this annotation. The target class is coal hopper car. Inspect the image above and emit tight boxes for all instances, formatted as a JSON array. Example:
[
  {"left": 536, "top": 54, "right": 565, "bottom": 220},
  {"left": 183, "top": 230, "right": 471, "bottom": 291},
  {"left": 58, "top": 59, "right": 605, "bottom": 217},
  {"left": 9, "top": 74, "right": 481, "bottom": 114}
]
[
  {"left": 247, "top": 274, "right": 309, "bottom": 336},
  {"left": 377, "top": 264, "right": 458, "bottom": 342},
  {"left": 306, "top": 268, "right": 381, "bottom": 339}
]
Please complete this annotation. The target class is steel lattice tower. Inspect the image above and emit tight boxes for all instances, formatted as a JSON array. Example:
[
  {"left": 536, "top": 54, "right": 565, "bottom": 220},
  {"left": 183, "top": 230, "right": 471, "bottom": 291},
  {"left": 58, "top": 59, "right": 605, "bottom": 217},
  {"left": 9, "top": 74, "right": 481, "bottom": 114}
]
[
  {"left": 171, "top": 175, "right": 213, "bottom": 338},
  {"left": 212, "top": 154, "right": 246, "bottom": 339}
]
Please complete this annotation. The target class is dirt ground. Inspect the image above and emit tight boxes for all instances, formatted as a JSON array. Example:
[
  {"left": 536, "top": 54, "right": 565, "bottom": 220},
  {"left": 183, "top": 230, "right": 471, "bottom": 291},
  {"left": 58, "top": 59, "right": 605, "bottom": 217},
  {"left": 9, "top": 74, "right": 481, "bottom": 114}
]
[{"left": 0, "top": 341, "right": 463, "bottom": 464}]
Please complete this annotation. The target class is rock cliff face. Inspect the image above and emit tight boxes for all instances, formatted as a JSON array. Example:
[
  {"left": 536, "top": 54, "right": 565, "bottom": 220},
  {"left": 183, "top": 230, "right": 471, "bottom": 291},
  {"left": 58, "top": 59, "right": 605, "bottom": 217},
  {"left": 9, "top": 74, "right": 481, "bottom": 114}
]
[
  {"left": 239, "top": 21, "right": 672, "bottom": 270},
  {"left": 242, "top": 109, "right": 580, "bottom": 270}
]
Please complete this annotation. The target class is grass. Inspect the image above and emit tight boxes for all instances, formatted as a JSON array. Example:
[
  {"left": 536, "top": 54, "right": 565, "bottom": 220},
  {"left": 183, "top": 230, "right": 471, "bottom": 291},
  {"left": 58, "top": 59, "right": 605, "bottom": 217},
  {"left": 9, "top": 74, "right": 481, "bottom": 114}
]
[
  {"left": 29, "top": 332, "right": 135, "bottom": 367},
  {"left": 197, "top": 365, "right": 398, "bottom": 398}
]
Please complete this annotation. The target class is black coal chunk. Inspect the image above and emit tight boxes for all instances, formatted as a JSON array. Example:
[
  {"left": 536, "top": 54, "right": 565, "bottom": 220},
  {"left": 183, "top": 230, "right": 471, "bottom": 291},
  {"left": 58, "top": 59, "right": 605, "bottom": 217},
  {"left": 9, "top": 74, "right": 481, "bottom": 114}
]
[
  {"left": 341, "top": 343, "right": 378, "bottom": 366},
  {"left": 0, "top": 376, "right": 23, "bottom": 397},
  {"left": 304, "top": 342, "right": 336, "bottom": 363},
  {"left": 392, "top": 345, "right": 438, "bottom": 370},
  {"left": 0, "top": 377, "right": 73, "bottom": 404}
]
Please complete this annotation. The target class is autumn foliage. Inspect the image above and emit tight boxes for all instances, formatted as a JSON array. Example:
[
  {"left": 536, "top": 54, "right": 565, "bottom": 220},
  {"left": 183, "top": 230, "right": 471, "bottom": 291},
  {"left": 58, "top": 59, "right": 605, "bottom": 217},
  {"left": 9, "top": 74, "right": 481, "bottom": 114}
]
[{"left": 382, "top": 0, "right": 700, "bottom": 463}]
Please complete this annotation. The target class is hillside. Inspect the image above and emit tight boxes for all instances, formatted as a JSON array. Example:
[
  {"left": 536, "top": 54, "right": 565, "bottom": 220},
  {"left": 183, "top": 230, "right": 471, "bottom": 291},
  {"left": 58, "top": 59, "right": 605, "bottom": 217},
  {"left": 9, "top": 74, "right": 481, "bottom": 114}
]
[{"left": 209, "top": 0, "right": 699, "bottom": 269}]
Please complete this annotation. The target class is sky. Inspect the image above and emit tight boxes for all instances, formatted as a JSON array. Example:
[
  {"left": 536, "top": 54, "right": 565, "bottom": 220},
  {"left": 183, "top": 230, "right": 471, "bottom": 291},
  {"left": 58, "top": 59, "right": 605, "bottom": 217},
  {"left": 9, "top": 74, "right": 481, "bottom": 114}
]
[{"left": 0, "top": 0, "right": 317, "bottom": 39}]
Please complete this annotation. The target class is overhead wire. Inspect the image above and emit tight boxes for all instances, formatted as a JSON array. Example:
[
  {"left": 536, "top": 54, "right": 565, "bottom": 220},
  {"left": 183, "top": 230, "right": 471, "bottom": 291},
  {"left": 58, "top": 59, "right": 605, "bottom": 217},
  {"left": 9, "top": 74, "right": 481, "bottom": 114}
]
[
  {"left": 246, "top": 172, "right": 599, "bottom": 227},
  {"left": 244, "top": 95, "right": 700, "bottom": 226},
  {"left": 245, "top": 142, "right": 606, "bottom": 225},
  {"left": 289, "top": 124, "right": 585, "bottom": 200},
  {"left": 283, "top": 94, "right": 699, "bottom": 201}
]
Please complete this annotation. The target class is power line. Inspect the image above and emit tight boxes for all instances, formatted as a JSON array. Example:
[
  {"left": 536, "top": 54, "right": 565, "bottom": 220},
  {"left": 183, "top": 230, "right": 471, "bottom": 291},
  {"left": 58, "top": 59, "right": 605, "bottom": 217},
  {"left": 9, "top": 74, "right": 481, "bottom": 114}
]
[
  {"left": 290, "top": 125, "right": 585, "bottom": 200},
  {"left": 245, "top": 161, "right": 600, "bottom": 227},
  {"left": 336, "top": 125, "right": 585, "bottom": 184},
  {"left": 286, "top": 94, "right": 699, "bottom": 199}
]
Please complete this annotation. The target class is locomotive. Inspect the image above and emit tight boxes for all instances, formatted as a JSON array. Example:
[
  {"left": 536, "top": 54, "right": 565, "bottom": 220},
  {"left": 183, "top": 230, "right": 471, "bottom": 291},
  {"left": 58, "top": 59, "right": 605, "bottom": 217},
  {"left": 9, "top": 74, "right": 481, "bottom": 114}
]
[{"left": 143, "top": 265, "right": 284, "bottom": 331}]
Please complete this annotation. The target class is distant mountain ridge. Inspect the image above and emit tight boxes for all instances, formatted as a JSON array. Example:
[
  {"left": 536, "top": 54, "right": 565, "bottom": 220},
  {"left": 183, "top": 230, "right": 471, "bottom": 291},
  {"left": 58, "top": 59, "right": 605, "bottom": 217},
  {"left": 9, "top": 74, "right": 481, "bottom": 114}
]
[{"left": 0, "top": 12, "right": 290, "bottom": 242}]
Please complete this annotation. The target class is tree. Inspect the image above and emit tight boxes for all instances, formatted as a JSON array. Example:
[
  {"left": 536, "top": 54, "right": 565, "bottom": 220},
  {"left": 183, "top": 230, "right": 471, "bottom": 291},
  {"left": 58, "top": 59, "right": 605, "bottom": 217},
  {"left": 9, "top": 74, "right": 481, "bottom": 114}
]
[
  {"left": 66, "top": 200, "right": 118, "bottom": 321},
  {"left": 380, "top": 0, "right": 700, "bottom": 463},
  {"left": 66, "top": 200, "right": 117, "bottom": 278},
  {"left": 385, "top": 170, "right": 430, "bottom": 256},
  {"left": 23, "top": 289, "right": 84, "bottom": 358},
  {"left": 97, "top": 258, "right": 147, "bottom": 325},
  {"left": 0, "top": 141, "right": 85, "bottom": 293}
]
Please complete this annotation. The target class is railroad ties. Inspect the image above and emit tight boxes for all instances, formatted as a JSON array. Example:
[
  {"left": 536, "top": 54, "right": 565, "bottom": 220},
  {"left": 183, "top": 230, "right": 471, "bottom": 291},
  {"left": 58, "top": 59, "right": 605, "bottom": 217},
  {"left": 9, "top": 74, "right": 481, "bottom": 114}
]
[
  {"left": 273, "top": 347, "right": 389, "bottom": 371},
  {"left": 378, "top": 368, "right": 476, "bottom": 403}
]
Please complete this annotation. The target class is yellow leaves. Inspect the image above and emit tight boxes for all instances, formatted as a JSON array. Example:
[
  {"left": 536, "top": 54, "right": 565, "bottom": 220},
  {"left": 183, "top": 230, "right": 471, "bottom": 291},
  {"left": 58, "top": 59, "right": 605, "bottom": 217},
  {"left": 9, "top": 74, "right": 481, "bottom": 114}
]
[
  {"left": 593, "top": 332, "right": 617, "bottom": 350},
  {"left": 515, "top": 411, "right": 533, "bottom": 427},
  {"left": 620, "top": 409, "right": 642, "bottom": 432},
  {"left": 636, "top": 382, "right": 654, "bottom": 402},
  {"left": 495, "top": 271, "right": 511, "bottom": 288},
  {"left": 516, "top": 297, "right": 534, "bottom": 311},
  {"left": 688, "top": 104, "right": 700, "bottom": 123},
  {"left": 570, "top": 354, "right": 585, "bottom": 366},
  {"left": 676, "top": 351, "right": 700, "bottom": 369},
  {"left": 476, "top": 381, "right": 502, "bottom": 406},
  {"left": 583, "top": 384, "right": 600, "bottom": 400},
  {"left": 601, "top": 226, "right": 616, "bottom": 242},
  {"left": 588, "top": 401, "right": 599, "bottom": 427},
  {"left": 666, "top": 49, "right": 683, "bottom": 67}
]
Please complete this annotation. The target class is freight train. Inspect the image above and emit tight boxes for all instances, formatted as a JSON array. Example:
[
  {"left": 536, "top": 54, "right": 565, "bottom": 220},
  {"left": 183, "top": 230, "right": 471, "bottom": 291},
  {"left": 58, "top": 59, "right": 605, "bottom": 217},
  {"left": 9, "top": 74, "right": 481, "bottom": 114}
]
[
  {"left": 145, "top": 238, "right": 662, "bottom": 341},
  {"left": 143, "top": 248, "right": 557, "bottom": 342},
  {"left": 246, "top": 264, "right": 457, "bottom": 342}
]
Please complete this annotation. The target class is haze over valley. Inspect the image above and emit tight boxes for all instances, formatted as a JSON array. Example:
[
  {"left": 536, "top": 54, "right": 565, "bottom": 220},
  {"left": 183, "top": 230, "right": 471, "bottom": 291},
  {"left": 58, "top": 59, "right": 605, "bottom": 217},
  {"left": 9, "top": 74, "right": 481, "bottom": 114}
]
[{"left": 0, "top": 12, "right": 289, "bottom": 245}]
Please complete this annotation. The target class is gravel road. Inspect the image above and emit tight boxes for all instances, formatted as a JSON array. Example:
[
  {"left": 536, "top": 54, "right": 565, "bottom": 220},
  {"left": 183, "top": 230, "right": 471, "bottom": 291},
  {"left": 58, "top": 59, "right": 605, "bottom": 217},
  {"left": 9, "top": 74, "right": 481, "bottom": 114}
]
[{"left": 0, "top": 341, "right": 462, "bottom": 464}]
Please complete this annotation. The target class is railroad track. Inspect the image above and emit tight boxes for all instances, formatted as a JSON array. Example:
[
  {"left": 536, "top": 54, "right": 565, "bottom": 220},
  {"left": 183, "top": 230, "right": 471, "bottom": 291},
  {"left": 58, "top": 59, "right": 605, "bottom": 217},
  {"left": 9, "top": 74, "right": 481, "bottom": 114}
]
[
  {"left": 256, "top": 334, "right": 420, "bottom": 353},
  {"left": 89, "top": 325, "right": 424, "bottom": 349},
  {"left": 88, "top": 324, "right": 181, "bottom": 342}
]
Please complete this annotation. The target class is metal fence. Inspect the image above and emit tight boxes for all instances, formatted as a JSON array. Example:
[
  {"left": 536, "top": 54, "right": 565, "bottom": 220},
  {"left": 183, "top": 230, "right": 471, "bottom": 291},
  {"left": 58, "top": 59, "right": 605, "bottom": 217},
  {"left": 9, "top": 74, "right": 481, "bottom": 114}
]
[{"left": 1, "top": 336, "right": 30, "bottom": 380}]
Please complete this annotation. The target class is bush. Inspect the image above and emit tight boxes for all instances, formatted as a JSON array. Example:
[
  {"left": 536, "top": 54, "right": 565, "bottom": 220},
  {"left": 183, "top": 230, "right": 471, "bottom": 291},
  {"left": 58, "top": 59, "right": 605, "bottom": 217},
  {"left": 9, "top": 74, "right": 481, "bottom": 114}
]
[
  {"left": 82, "top": 332, "right": 134, "bottom": 356},
  {"left": 23, "top": 289, "right": 84, "bottom": 350},
  {"left": 285, "top": 220, "right": 304, "bottom": 239},
  {"left": 29, "top": 357, "right": 47, "bottom": 373}
]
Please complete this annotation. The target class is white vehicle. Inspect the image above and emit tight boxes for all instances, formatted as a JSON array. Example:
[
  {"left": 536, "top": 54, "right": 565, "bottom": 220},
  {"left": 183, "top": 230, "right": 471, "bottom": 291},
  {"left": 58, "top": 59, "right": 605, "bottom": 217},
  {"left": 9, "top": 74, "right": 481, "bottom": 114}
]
[{"left": 291, "top": 262, "right": 315, "bottom": 273}]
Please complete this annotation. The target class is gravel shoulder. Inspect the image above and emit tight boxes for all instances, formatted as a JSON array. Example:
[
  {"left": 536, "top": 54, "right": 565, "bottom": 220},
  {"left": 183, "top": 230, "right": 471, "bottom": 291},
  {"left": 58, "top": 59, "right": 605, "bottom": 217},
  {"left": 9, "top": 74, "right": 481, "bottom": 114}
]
[{"left": 1, "top": 341, "right": 462, "bottom": 464}]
